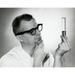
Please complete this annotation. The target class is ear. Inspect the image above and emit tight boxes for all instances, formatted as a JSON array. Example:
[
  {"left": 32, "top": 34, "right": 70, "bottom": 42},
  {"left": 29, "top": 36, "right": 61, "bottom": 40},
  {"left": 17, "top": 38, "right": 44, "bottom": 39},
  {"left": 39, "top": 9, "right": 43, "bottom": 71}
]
[{"left": 16, "top": 35, "right": 23, "bottom": 42}]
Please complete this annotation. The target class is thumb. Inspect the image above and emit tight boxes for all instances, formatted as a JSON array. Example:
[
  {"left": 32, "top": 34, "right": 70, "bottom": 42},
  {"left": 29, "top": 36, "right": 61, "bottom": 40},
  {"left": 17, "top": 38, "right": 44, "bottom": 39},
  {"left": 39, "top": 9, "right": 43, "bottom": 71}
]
[
  {"left": 60, "top": 35, "right": 64, "bottom": 42},
  {"left": 60, "top": 35, "right": 67, "bottom": 42}
]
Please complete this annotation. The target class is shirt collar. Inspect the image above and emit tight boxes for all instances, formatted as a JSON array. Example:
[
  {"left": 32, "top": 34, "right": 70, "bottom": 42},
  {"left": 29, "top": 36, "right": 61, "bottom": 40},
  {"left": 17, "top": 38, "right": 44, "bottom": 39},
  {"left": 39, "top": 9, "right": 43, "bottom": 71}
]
[{"left": 16, "top": 44, "right": 33, "bottom": 62}]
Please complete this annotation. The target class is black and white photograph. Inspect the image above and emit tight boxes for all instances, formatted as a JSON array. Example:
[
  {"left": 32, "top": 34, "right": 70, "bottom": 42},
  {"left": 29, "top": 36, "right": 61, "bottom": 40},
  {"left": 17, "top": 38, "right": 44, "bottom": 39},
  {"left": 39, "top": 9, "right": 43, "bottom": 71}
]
[{"left": 0, "top": 8, "right": 74, "bottom": 67}]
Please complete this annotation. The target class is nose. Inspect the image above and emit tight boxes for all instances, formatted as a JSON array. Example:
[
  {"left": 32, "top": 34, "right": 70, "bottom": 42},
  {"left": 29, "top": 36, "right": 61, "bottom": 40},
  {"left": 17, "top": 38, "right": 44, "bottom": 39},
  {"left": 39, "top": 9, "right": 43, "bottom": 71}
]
[
  {"left": 35, "top": 29, "right": 41, "bottom": 37},
  {"left": 34, "top": 30, "right": 42, "bottom": 44},
  {"left": 35, "top": 30, "right": 42, "bottom": 41}
]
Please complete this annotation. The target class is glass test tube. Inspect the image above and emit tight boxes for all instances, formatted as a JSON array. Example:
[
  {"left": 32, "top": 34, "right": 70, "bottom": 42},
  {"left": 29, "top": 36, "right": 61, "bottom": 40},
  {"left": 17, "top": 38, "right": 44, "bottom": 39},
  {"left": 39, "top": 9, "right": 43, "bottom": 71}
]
[{"left": 61, "top": 17, "right": 66, "bottom": 37}]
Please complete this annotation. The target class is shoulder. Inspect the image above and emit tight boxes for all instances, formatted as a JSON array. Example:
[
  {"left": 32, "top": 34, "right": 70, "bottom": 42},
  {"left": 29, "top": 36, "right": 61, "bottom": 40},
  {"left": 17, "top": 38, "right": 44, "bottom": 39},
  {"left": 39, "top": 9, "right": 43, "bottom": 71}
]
[{"left": 0, "top": 47, "right": 19, "bottom": 67}]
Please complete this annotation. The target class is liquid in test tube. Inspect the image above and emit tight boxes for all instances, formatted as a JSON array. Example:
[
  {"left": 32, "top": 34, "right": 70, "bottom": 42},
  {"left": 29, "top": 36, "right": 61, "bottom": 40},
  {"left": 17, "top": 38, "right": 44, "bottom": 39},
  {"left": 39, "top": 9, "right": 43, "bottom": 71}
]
[{"left": 61, "top": 17, "right": 66, "bottom": 37}]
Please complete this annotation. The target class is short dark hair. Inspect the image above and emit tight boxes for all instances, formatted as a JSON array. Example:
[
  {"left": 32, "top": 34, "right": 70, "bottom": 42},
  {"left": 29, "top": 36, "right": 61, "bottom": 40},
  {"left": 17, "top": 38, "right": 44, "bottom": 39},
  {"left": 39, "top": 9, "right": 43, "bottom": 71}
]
[{"left": 12, "top": 14, "right": 34, "bottom": 35}]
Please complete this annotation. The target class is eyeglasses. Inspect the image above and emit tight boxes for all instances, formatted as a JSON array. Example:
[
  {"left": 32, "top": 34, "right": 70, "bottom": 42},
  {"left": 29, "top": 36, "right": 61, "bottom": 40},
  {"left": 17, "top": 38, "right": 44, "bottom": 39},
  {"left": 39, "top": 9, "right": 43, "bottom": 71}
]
[{"left": 16, "top": 24, "right": 43, "bottom": 36}]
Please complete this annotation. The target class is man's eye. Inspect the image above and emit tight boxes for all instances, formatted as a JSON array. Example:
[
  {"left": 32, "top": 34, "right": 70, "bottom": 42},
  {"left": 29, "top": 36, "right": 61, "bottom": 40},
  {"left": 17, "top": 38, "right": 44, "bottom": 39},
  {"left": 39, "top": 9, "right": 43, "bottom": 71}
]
[{"left": 30, "top": 29, "right": 36, "bottom": 35}]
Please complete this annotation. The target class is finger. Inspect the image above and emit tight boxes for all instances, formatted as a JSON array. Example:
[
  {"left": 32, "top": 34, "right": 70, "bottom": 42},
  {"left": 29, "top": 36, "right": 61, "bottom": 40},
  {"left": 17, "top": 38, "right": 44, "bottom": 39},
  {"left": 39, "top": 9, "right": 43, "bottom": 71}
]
[
  {"left": 62, "top": 36, "right": 71, "bottom": 50},
  {"left": 60, "top": 35, "right": 66, "bottom": 43},
  {"left": 65, "top": 36, "right": 71, "bottom": 49},
  {"left": 63, "top": 36, "right": 71, "bottom": 49},
  {"left": 58, "top": 42, "right": 63, "bottom": 49},
  {"left": 60, "top": 35, "right": 63, "bottom": 42},
  {"left": 60, "top": 36, "right": 68, "bottom": 46}
]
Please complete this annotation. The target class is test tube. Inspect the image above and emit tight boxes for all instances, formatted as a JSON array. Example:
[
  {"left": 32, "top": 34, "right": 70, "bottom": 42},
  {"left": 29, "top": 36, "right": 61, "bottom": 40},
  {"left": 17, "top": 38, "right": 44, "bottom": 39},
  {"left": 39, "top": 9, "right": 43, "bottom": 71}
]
[
  {"left": 61, "top": 17, "right": 71, "bottom": 49},
  {"left": 61, "top": 17, "right": 66, "bottom": 37}
]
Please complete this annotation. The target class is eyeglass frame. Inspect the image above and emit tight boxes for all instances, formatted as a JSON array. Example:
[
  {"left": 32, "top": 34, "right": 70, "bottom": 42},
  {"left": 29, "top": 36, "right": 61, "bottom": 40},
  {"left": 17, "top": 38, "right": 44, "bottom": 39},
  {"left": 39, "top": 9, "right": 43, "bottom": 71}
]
[{"left": 15, "top": 23, "right": 43, "bottom": 36}]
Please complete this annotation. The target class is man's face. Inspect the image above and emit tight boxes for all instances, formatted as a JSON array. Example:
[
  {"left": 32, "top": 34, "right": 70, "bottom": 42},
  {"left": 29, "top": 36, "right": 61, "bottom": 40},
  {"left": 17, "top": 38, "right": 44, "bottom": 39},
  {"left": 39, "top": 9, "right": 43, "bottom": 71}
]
[{"left": 18, "top": 19, "right": 43, "bottom": 47}]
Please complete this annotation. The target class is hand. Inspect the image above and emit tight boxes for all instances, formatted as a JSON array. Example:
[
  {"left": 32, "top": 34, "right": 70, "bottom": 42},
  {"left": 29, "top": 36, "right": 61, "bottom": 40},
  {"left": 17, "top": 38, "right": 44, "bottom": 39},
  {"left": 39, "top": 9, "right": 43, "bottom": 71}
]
[
  {"left": 55, "top": 35, "right": 71, "bottom": 56},
  {"left": 33, "top": 42, "right": 46, "bottom": 67}
]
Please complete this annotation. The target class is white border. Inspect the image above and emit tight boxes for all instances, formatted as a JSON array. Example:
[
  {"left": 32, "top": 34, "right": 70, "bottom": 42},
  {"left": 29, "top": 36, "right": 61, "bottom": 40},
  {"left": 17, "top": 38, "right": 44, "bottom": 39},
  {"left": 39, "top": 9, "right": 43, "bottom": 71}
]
[
  {"left": 0, "top": 0, "right": 75, "bottom": 7},
  {"left": 0, "top": 68, "right": 75, "bottom": 75},
  {"left": 0, "top": 0, "right": 75, "bottom": 75}
]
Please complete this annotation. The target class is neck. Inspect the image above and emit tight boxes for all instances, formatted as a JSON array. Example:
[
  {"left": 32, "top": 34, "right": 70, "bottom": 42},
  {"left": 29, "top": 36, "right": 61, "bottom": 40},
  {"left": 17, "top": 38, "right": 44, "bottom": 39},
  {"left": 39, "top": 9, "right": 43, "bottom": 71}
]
[{"left": 21, "top": 43, "right": 35, "bottom": 57}]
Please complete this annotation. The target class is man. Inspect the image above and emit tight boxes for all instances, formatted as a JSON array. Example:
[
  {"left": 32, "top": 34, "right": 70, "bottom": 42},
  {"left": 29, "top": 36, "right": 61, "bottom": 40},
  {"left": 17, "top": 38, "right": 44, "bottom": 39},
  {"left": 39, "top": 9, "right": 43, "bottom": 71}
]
[{"left": 0, "top": 14, "right": 71, "bottom": 67}]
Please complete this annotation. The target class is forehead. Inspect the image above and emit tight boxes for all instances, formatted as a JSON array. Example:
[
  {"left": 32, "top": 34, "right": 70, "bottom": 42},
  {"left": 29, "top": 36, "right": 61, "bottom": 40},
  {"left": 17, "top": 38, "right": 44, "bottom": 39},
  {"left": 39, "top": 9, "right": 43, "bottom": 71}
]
[{"left": 19, "top": 19, "right": 37, "bottom": 31}]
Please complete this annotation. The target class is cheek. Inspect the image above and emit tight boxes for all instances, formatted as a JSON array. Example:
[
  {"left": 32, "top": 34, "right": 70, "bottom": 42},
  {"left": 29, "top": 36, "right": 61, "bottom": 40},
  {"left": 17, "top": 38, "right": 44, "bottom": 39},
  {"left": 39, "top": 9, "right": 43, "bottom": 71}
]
[
  {"left": 29, "top": 37, "right": 35, "bottom": 43},
  {"left": 22, "top": 34, "right": 35, "bottom": 45},
  {"left": 26, "top": 35, "right": 35, "bottom": 44}
]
